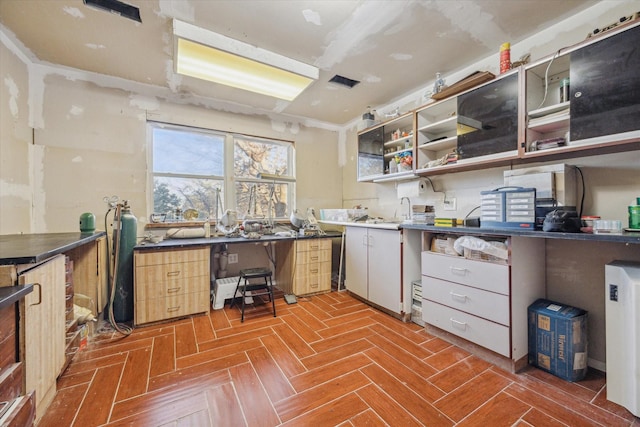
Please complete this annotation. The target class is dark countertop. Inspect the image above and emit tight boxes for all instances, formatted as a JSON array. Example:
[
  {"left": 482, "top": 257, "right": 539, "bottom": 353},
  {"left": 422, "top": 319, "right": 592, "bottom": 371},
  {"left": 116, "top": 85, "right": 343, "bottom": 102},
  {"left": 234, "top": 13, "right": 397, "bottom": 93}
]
[
  {"left": 0, "top": 232, "right": 107, "bottom": 265},
  {"left": 0, "top": 283, "right": 34, "bottom": 309},
  {"left": 400, "top": 224, "right": 640, "bottom": 244},
  {"left": 135, "top": 230, "right": 343, "bottom": 250}
]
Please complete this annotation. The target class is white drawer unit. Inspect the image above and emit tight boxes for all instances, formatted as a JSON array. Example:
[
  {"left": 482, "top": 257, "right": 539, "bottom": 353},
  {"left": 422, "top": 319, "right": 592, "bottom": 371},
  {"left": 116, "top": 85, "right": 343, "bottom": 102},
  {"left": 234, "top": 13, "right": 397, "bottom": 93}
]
[
  {"left": 421, "top": 232, "right": 545, "bottom": 370},
  {"left": 423, "top": 300, "right": 511, "bottom": 357},
  {"left": 422, "top": 276, "right": 510, "bottom": 326},
  {"left": 421, "top": 251, "right": 509, "bottom": 294}
]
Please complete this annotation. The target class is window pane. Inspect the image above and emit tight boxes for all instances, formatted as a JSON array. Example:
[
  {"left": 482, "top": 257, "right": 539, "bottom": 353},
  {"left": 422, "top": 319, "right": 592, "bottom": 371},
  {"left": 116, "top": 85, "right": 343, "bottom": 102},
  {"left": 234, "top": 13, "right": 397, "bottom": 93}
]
[
  {"left": 154, "top": 177, "right": 223, "bottom": 219},
  {"left": 153, "top": 127, "right": 224, "bottom": 176},
  {"left": 234, "top": 138, "right": 290, "bottom": 178},
  {"left": 235, "top": 182, "right": 289, "bottom": 219}
]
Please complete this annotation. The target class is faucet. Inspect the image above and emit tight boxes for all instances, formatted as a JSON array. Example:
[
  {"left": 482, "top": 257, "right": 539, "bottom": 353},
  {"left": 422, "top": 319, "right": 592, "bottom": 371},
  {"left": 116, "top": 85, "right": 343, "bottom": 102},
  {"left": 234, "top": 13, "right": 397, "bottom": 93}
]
[{"left": 400, "top": 197, "right": 411, "bottom": 220}]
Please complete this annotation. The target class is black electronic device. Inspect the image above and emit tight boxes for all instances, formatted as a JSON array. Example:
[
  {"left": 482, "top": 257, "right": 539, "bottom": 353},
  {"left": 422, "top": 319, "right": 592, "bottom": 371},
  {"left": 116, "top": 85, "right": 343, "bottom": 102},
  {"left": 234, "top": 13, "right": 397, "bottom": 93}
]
[
  {"left": 542, "top": 209, "right": 581, "bottom": 233},
  {"left": 535, "top": 205, "right": 577, "bottom": 230}
]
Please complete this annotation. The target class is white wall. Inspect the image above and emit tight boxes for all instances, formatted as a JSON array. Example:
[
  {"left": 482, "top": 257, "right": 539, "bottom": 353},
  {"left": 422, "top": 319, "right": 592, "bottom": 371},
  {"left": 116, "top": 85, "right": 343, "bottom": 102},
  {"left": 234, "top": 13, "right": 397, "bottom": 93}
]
[
  {"left": 0, "top": 41, "right": 32, "bottom": 233},
  {"left": 0, "top": 52, "right": 343, "bottom": 235}
]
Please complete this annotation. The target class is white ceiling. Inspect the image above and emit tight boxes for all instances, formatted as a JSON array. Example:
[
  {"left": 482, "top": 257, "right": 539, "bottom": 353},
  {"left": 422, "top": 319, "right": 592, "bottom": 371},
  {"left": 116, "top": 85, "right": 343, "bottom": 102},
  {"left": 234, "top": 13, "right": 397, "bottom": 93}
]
[{"left": 0, "top": 0, "right": 598, "bottom": 126}]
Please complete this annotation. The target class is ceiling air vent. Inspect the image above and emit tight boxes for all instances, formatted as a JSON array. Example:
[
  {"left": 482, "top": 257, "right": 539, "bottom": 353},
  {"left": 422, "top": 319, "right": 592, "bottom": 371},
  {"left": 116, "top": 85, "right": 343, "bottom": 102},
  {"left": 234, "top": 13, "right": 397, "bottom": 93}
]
[
  {"left": 83, "top": 0, "right": 142, "bottom": 23},
  {"left": 329, "top": 75, "right": 360, "bottom": 89}
]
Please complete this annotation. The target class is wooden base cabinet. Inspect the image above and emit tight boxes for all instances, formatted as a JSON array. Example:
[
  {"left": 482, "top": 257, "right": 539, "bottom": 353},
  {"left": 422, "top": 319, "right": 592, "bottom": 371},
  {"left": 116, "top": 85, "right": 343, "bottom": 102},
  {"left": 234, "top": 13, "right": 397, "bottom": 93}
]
[
  {"left": 134, "top": 246, "right": 210, "bottom": 325},
  {"left": 18, "top": 255, "right": 66, "bottom": 423},
  {"left": 275, "top": 238, "right": 332, "bottom": 296},
  {"left": 65, "top": 236, "right": 108, "bottom": 317},
  {"left": 0, "top": 302, "right": 35, "bottom": 427}
]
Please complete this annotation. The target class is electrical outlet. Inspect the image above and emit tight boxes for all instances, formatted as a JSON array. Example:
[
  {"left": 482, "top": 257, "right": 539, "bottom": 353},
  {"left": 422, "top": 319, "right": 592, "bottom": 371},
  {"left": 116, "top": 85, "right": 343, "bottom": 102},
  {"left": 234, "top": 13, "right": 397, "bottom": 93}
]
[
  {"left": 444, "top": 197, "right": 457, "bottom": 211},
  {"left": 228, "top": 253, "right": 238, "bottom": 264}
]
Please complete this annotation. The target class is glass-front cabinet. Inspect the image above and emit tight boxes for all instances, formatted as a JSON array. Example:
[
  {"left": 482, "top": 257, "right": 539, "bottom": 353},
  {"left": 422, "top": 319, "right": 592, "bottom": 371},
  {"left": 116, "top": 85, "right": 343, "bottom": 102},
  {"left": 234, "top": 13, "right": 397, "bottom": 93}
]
[
  {"left": 456, "top": 72, "right": 519, "bottom": 161},
  {"left": 415, "top": 70, "right": 520, "bottom": 175},
  {"left": 357, "top": 112, "right": 413, "bottom": 181},
  {"left": 570, "top": 23, "right": 640, "bottom": 143}
]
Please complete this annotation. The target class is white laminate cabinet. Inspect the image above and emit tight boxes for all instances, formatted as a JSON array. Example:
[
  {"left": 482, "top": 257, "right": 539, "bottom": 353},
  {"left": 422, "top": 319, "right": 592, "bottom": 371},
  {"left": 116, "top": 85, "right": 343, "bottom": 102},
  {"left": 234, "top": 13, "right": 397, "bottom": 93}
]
[
  {"left": 345, "top": 227, "right": 369, "bottom": 300},
  {"left": 18, "top": 255, "right": 66, "bottom": 423},
  {"left": 368, "top": 228, "right": 403, "bottom": 313},
  {"left": 345, "top": 226, "right": 404, "bottom": 315},
  {"left": 421, "top": 232, "right": 545, "bottom": 369}
]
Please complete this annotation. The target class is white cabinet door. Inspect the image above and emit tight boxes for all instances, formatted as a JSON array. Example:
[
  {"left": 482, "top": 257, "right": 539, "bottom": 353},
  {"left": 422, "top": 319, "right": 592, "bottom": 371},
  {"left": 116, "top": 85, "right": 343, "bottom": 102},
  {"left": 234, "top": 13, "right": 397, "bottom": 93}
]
[
  {"left": 368, "top": 229, "right": 402, "bottom": 314},
  {"left": 345, "top": 226, "right": 369, "bottom": 299}
]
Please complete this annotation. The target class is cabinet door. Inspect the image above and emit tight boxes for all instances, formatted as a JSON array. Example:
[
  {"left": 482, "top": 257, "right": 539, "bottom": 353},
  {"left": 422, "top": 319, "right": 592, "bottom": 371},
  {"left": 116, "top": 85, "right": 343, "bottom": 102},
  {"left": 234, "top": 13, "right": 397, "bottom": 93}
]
[
  {"left": 19, "top": 255, "right": 65, "bottom": 423},
  {"left": 345, "top": 227, "right": 368, "bottom": 299},
  {"left": 570, "top": 24, "right": 640, "bottom": 141},
  {"left": 456, "top": 72, "right": 519, "bottom": 160},
  {"left": 65, "top": 236, "right": 108, "bottom": 316},
  {"left": 367, "top": 229, "right": 402, "bottom": 314}
]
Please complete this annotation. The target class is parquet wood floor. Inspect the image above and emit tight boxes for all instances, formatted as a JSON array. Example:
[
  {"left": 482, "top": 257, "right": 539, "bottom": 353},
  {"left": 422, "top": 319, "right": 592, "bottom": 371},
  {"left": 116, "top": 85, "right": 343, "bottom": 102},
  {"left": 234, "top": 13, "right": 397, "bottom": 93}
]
[{"left": 40, "top": 291, "right": 638, "bottom": 426}]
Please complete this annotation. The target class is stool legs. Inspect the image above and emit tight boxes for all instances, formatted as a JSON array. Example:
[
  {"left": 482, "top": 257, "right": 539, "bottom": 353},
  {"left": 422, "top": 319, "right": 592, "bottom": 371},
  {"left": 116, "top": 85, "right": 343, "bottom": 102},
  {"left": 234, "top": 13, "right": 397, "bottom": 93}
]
[
  {"left": 230, "top": 272, "right": 276, "bottom": 323},
  {"left": 229, "top": 276, "right": 242, "bottom": 310},
  {"left": 268, "top": 275, "right": 276, "bottom": 318},
  {"left": 240, "top": 277, "right": 247, "bottom": 322}
]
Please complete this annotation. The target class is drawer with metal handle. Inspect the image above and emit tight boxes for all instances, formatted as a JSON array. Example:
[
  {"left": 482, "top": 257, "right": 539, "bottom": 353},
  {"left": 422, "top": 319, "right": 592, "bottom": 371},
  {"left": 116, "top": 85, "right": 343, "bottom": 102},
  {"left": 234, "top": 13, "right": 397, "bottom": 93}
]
[
  {"left": 421, "top": 251, "right": 509, "bottom": 294},
  {"left": 135, "top": 291, "right": 210, "bottom": 324},
  {"left": 423, "top": 300, "right": 510, "bottom": 357},
  {"left": 422, "top": 276, "right": 510, "bottom": 326}
]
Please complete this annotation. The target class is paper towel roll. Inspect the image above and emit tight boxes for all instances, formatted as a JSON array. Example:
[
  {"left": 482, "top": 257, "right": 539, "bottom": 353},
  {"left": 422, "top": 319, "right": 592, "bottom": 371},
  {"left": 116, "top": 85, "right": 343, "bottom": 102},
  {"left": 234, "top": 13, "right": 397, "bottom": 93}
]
[{"left": 397, "top": 180, "right": 426, "bottom": 198}]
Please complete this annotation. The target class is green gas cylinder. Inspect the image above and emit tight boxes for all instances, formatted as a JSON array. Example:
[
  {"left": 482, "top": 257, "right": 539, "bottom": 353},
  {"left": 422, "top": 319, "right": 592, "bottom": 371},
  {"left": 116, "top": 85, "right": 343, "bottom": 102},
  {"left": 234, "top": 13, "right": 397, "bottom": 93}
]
[
  {"left": 79, "top": 212, "right": 96, "bottom": 233},
  {"left": 112, "top": 200, "right": 137, "bottom": 323}
]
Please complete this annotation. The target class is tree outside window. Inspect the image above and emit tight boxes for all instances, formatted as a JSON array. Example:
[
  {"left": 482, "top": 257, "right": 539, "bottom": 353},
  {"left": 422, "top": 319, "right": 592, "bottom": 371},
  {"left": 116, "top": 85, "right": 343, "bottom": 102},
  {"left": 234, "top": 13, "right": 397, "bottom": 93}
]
[{"left": 149, "top": 123, "right": 295, "bottom": 222}]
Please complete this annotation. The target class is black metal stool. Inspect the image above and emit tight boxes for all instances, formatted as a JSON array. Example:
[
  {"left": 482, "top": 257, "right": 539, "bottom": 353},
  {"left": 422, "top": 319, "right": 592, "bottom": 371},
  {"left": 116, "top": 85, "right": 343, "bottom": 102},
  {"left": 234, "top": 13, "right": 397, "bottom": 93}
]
[{"left": 230, "top": 267, "right": 276, "bottom": 322}]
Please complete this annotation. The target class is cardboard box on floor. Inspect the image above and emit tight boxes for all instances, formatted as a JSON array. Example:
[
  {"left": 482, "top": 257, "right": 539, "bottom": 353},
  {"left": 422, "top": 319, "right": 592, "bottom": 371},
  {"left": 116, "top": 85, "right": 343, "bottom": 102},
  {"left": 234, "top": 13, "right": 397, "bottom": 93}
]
[{"left": 528, "top": 298, "right": 588, "bottom": 382}]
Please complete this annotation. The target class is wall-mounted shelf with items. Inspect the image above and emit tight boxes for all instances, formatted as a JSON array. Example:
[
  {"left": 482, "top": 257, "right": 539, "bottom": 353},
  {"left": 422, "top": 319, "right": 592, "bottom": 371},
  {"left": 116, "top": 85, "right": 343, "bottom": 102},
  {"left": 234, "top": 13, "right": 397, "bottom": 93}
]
[
  {"left": 355, "top": 19, "right": 640, "bottom": 183},
  {"left": 357, "top": 112, "right": 414, "bottom": 182},
  {"left": 414, "top": 70, "right": 521, "bottom": 176},
  {"left": 523, "top": 20, "right": 640, "bottom": 159},
  {"left": 414, "top": 97, "right": 458, "bottom": 173}
]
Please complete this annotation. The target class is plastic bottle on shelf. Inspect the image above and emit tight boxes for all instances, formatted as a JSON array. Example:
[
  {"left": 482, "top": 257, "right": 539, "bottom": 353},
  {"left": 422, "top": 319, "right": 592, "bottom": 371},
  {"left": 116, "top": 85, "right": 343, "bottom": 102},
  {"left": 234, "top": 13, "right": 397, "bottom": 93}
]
[
  {"left": 204, "top": 220, "right": 211, "bottom": 238},
  {"left": 500, "top": 42, "right": 511, "bottom": 74}
]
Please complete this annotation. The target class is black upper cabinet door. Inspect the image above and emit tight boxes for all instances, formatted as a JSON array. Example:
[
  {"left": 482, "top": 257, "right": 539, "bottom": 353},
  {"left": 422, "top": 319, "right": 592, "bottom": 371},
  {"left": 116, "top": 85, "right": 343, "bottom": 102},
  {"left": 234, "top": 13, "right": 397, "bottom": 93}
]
[
  {"left": 570, "top": 24, "right": 640, "bottom": 142},
  {"left": 456, "top": 73, "right": 519, "bottom": 160}
]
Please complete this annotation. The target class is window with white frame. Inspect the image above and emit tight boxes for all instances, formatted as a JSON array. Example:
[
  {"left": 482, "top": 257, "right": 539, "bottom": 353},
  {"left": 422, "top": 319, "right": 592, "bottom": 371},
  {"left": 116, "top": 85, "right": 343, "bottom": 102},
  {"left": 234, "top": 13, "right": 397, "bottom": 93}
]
[{"left": 149, "top": 122, "right": 295, "bottom": 222}]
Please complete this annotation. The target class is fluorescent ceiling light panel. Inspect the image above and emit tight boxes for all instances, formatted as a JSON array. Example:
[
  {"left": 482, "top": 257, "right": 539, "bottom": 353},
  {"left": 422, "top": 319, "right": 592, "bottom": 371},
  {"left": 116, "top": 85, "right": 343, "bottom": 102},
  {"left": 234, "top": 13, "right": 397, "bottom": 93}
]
[{"left": 173, "top": 20, "right": 318, "bottom": 101}]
